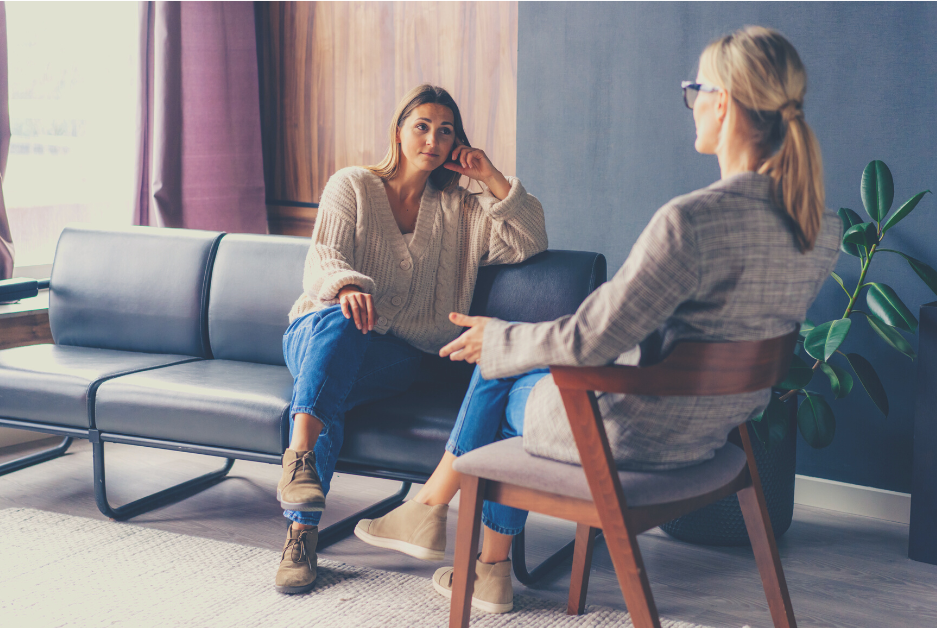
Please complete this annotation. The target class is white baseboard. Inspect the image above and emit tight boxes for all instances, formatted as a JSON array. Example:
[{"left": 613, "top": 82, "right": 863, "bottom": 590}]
[{"left": 794, "top": 474, "right": 911, "bottom": 524}]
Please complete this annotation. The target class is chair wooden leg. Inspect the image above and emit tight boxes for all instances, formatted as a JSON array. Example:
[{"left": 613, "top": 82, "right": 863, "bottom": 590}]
[
  {"left": 738, "top": 483, "right": 797, "bottom": 628},
  {"left": 567, "top": 524, "right": 598, "bottom": 615},
  {"left": 603, "top": 522, "right": 661, "bottom": 628},
  {"left": 449, "top": 475, "right": 485, "bottom": 628}
]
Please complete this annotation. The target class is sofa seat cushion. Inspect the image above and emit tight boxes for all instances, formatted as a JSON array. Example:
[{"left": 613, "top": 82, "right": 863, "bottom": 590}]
[
  {"left": 94, "top": 359, "right": 294, "bottom": 455},
  {"left": 341, "top": 381, "right": 467, "bottom": 477},
  {"left": 451, "top": 437, "right": 748, "bottom": 508},
  {"left": 0, "top": 344, "right": 197, "bottom": 429}
]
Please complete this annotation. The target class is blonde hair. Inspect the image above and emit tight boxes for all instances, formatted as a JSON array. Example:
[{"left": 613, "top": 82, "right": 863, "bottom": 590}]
[
  {"left": 367, "top": 84, "right": 471, "bottom": 192},
  {"left": 700, "top": 26, "right": 824, "bottom": 252}
]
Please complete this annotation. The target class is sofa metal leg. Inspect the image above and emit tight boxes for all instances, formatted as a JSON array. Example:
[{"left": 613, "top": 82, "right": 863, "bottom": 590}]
[
  {"left": 92, "top": 439, "right": 234, "bottom": 521},
  {"left": 316, "top": 481, "right": 411, "bottom": 550},
  {"left": 0, "top": 437, "right": 74, "bottom": 476},
  {"left": 512, "top": 527, "right": 604, "bottom": 586}
]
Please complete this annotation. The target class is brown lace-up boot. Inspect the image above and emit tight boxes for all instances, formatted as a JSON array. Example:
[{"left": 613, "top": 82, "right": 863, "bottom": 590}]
[
  {"left": 274, "top": 525, "right": 318, "bottom": 594},
  {"left": 278, "top": 449, "right": 326, "bottom": 511}
]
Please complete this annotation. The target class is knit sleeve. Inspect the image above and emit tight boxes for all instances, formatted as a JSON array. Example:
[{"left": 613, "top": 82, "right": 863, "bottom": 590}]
[
  {"left": 302, "top": 173, "right": 377, "bottom": 303},
  {"left": 468, "top": 177, "right": 548, "bottom": 266},
  {"left": 479, "top": 200, "right": 700, "bottom": 379}
]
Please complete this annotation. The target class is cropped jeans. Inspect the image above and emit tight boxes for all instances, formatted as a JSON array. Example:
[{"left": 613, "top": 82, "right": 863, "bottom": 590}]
[
  {"left": 446, "top": 366, "right": 549, "bottom": 536},
  {"left": 282, "top": 305, "right": 424, "bottom": 526}
]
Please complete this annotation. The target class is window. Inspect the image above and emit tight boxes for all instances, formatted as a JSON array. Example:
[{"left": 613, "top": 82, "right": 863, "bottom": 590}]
[{"left": 5, "top": 2, "right": 139, "bottom": 269}]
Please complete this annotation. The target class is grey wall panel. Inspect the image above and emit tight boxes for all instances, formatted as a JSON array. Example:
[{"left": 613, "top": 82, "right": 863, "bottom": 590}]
[{"left": 518, "top": 1, "right": 937, "bottom": 492}]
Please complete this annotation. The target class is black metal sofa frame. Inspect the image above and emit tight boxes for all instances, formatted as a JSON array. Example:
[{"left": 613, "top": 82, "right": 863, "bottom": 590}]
[{"left": 0, "top": 225, "right": 606, "bottom": 584}]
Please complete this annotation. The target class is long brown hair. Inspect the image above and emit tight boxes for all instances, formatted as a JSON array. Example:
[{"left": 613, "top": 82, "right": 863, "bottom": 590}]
[
  {"left": 700, "top": 26, "right": 824, "bottom": 252},
  {"left": 367, "top": 84, "right": 471, "bottom": 192}
]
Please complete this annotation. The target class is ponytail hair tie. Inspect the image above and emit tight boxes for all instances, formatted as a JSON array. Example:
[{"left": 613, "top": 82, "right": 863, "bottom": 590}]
[{"left": 780, "top": 100, "right": 803, "bottom": 123}]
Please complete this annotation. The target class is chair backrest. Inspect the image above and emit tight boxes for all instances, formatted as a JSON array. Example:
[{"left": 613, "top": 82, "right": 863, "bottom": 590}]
[
  {"left": 206, "top": 233, "right": 309, "bottom": 366},
  {"left": 49, "top": 225, "right": 222, "bottom": 357},
  {"left": 469, "top": 250, "right": 606, "bottom": 322},
  {"left": 550, "top": 332, "right": 798, "bottom": 397}
]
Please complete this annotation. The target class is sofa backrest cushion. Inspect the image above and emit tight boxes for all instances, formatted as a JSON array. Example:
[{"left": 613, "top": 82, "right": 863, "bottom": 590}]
[
  {"left": 469, "top": 250, "right": 607, "bottom": 322},
  {"left": 207, "top": 234, "right": 308, "bottom": 366},
  {"left": 49, "top": 225, "right": 222, "bottom": 357}
]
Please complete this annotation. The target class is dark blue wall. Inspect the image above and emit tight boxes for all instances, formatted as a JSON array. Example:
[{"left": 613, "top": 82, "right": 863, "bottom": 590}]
[{"left": 517, "top": 2, "right": 937, "bottom": 492}]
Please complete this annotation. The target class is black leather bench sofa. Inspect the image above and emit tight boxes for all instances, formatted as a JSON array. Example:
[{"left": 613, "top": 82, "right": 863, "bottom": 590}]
[{"left": 0, "top": 225, "right": 605, "bottom": 582}]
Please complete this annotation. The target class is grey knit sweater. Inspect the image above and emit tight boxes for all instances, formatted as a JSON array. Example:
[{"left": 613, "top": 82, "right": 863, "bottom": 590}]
[{"left": 289, "top": 167, "right": 548, "bottom": 353}]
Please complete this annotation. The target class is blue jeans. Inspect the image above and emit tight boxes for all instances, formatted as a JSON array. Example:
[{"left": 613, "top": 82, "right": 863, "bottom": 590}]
[
  {"left": 282, "top": 305, "right": 424, "bottom": 526},
  {"left": 446, "top": 365, "right": 549, "bottom": 536}
]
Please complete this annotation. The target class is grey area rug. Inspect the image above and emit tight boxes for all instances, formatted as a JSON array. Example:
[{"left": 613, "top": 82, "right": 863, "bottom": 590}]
[{"left": 0, "top": 508, "right": 726, "bottom": 628}]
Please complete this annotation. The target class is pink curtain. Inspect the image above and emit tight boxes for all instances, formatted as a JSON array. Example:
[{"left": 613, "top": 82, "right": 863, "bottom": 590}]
[
  {"left": 0, "top": 2, "right": 15, "bottom": 278},
  {"left": 136, "top": 1, "right": 267, "bottom": 233}
]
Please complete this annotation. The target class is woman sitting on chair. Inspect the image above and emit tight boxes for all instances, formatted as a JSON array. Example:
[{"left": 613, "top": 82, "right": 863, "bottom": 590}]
[
  {"left": 355, "top": 27, "right": 841, "bottom": 614},
  {"left": 275, "top": 84, "right": 547, "bottom": 594}
]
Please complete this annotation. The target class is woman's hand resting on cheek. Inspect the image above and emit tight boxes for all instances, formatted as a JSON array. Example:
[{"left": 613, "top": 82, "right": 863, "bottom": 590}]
[
  {"left": 439, "top": 312, "right": 491, "bottom": 364},
  {"left": 443, "top": 141, "right": 511, "bottom": 200}
]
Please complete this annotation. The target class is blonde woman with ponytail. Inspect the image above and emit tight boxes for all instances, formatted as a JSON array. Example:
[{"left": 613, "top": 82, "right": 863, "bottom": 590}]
[{"left": 353, "top": 27, "right": 841, "bottom": 613}]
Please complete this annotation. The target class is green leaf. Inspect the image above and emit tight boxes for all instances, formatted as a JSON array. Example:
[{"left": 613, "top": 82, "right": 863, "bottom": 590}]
[
  {"left": 866, "top": 282, "right": 918, "bottom": 332},
  {"left": 861, "top": 160, "right": 894, "bottom": 222},
  {"left": 865, "top": 312, "right": 916, "bottom": 359},
  {"left": 804, "top": 319, "right": 852, "bottom": 362},
  {"left": 797, "top": 392, "right": 836, "bottom": 448},
  {"left": 799, "top": 319, "right": 815, "bottom": 338},
  {"left": 881, "top": 190, "right": 932, "bottom": 233},
  {"left": 838, "top": 208, "right": 864, "bottom": 257},
  {"left": 877, "top": 249, "right": 937, "bottom": 299},
  {"left": 829, "top": 271, "right": 850, "bottom": 296},
  {"left": 777, "top": 354, "right": 814, "bottom": 390},
  {"left": 819, "top": 362, "right": 854, "bottom": 399},
  {"left": 751, "top": 395, "right": 790, "bottom": 451},
  {"left": 845, "top": 352, "right": 889, "bottom": 417},
  {"left": 842, "top": 222, "right": 879, "bottom": 252}
]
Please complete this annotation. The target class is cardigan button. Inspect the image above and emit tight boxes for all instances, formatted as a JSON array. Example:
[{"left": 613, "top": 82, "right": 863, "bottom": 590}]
[
  {"left": 391, "top": 296, "right": 403, "bottom": 306},
  {"left": 377, "top": 316, "right": 387, "bottom": 326},
  {"left": 400, "top": 260, "right": 411, "bottom": 270}
]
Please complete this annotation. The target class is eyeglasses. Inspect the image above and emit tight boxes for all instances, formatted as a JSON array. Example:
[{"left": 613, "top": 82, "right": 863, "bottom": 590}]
[{"left": 681, "top": 81, "right": 719, "bottom": 110}]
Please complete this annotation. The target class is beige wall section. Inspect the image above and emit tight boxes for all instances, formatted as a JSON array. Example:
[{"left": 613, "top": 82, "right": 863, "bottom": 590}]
[
  {"left": 259, "top": 1, "right": 518, "bottom": 234},
  {"left": 0, "top": 427, "right": 49, "bottom": 448}
]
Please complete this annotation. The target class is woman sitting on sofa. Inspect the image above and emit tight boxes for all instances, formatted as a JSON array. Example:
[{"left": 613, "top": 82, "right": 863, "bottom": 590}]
[
  {"left": 355, "top": 26, "right": 841, "bottom": 614},
  {"left": 274, "top": 84, "right": 547, "bottom": 594}
]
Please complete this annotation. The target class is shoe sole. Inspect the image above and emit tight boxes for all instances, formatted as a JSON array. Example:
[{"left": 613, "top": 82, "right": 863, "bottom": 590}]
[
  {"left": 278, "top": 489, "right": 325, "bottom": 512},
  {"left": 274, "top": 581, "right": 316, "bottom": 595},
  {"left": 432, "top": 578, "right": 513, "bottom": 614},
  {"left": 353, "top": 525, "right": 445, "bottom": 561}
]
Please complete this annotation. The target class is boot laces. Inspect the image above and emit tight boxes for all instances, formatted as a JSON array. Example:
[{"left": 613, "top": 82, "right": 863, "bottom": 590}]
[
  {"left": 283, "top": 529, "right": 313, "bottom": 567},
  {"left": 288, "top": 451, "right": 317, "bottom": 480}
]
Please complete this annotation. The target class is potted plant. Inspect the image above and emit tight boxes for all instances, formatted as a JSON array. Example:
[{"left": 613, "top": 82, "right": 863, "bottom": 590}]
[{"left": 662, "top": 160, "right": 932, "bottom": 545}]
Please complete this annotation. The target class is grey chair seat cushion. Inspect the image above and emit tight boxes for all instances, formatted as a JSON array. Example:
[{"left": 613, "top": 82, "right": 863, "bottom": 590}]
[
  {"left": 94, "top": 359, "right": 294, "bottom": 455},
  {"left": 0, "top": 344, "right": 197, "bottom": 429},
  {"left": 451, "top": 437, "right": 748, "bottom": 508}
]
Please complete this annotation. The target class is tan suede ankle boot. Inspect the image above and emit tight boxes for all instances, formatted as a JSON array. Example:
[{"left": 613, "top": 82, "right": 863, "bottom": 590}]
[
  {"left": 274, "top": 525, "right": 317, "bottom": 594},
  {"left": 432, "top": 557, "right": 514, "bottom": 614},
  {"left": 278, "top": 449, "right": 326, "bottom": 511},
  {"left": 354, "top": 500, "right": 448, "bottom": 561}
]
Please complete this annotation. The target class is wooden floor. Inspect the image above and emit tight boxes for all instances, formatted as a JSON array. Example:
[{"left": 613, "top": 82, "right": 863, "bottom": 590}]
[{"left": 2, "top": 438, "right": 936, "bottom": 627}]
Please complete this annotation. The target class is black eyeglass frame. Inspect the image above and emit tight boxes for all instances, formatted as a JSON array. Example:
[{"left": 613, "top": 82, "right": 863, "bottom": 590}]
[{"left": 681, "top": 81, "right": 720, "bottom": 110}]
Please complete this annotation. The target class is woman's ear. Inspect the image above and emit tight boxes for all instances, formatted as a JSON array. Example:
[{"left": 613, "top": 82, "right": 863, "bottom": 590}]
[{"left": 716, "top": 89, "right": 729, "bottom": 124}]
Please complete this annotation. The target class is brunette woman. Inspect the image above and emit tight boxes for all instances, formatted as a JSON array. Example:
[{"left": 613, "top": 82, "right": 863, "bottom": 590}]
[{"left": 275, "top": 84, "right": 547, "bottom": 593}]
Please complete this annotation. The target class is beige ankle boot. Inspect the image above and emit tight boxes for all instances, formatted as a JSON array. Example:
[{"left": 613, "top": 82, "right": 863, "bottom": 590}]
[
  {"left": 274, "top": 525, "right": 317, "bottom": 594},
  {"left": 432, "top": 557, "right": 514, "bottom": 614},
  {"left": 354, "top": 500, "right": 448, "bottom": 561},
  {"left": 278, "top": 449, "right": 326, "bottom": 511}
]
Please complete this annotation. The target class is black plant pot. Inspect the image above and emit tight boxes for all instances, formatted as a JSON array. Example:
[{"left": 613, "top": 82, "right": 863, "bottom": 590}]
[{"left": 659, "top": 396, "right": 797, "bottom": 546}]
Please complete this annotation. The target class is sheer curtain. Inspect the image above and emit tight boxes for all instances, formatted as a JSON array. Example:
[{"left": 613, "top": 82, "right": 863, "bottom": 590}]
[
  {"left": 0, "top": 3, "right": 14, "bottom": 279},
  {"left": 136, "top": 1, "right": 266, "bottom": 233}
]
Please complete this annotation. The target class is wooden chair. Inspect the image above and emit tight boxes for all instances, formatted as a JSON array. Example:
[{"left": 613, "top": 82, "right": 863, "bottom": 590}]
[{"left": 447, "top": 332, "right": 799, "bottom": 628}]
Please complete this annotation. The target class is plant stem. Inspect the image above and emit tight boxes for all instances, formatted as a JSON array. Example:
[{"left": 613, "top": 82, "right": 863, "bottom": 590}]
[{"left": 779, "top": 241, "right": 879, "bottom": 403}]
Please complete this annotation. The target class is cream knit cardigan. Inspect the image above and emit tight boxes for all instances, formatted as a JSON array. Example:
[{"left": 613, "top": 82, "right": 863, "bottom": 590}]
[{"left": 289, "top": 167, "right": 548, "bottom": 353}]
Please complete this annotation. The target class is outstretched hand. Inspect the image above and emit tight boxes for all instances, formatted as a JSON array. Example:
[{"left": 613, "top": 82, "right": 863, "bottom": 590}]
[{"left": 439, "top": 312, "right": 491, "bottom": 364}]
